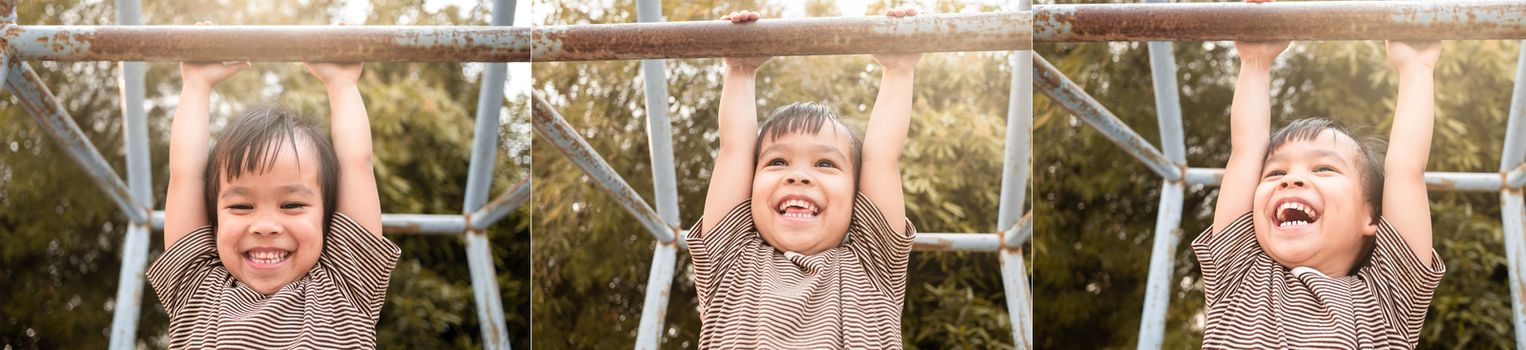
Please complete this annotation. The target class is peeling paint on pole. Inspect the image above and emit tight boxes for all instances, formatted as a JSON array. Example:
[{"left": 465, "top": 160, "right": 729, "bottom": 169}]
[
  {"left": 1034, "top": 1, "right": 1526, "bottom": 42},
  {"left": 4, "top": 25, "right": 532, "bottom": 62},
  {"left": 533, "top": 11, "right": 1031, "bottom": 61}
]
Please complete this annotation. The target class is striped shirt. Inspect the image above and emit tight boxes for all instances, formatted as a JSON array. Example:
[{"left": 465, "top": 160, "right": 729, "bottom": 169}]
[
  {"left": 687, "top": 192, "right": 915, "bottom": 349},
  {"left": 1192, "top": 212, "right": 1445, "bottom": 349},
  {"left": 146, "top": 212, "right": 401, "bottom": 349}
]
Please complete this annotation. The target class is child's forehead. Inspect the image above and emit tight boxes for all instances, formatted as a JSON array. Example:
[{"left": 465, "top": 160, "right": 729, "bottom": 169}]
[
  {"left": 760, "top": 124, "right": 854, "bottom": 150},
  {"left": 1267, "top": 129, "right": 1363, "bottom": 162},
  {"left": 218, "top": 141, "right": 322, "bottom": 184}
]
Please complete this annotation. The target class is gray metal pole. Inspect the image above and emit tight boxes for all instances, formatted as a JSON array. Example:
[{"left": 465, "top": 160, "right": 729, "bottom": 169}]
[
  {"left": 999, "top": 2, "right": 1034, "bottom": 347},
  {"left": 1136, "top": 12, "right": 1187, "bottom": 346},
  {"left": 1000, "top": 249, "right": 1033, "bottom": 349},
  {"left": 460, "top": 0, "right": 515, "bottom": 348},
  {"left": 1033, "top": 54, "right": 1182, "bottom": 181},
  {"left": 107, "top": 0, "right": 151, "bottom": 348},
  {"left": 633, "top": 0, "right": 681, "bottom": 348},
  {"left": 1500, "top": 42, "right": 1526, "bottom": 346}
]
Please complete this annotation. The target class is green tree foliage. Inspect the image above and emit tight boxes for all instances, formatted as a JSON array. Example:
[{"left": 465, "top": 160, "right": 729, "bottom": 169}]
[
  {"left": 1035, "top": 3, "right": 1519, "bottom": 348},
  {"left": 532, "top": 0, "right": 1026, "bottom": 348},
  {"left": 0, "top": 0, "right": 529, "bottom": 348}
]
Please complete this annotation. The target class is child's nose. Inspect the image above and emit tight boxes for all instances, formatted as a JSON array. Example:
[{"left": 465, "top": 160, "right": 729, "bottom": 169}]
[
  {"left": 249, "top": 214, "right": 283, "bottom": 236},
  {"left": 1279, "top": 175, "right": 1306, "bottom": 188},
  {"left": 785, "top": 171, "right": 812, "bottom": 185}
]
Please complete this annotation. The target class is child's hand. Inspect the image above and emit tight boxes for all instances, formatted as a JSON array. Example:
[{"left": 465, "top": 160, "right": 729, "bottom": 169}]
[
  {"left": 1234, "top": 41, "right": 1289, "bottom": 65},
  {"left": 871, "top": 8, "right": 922, "bottom": 72},
  {"left": 720, "top": 11, "right": 771, "bottom": 71},
  {"left": 302, "top": 22, "right": 364, "bottom": 87},
  {"left": 1386, "top": 40, "right": 1441, "bottom": 71},
  {"left": 180, "top": 22, "right": 249, "bottom": 88},
  {"left": 1233, "top": 0, "right": 1287, "bottom": 66}
]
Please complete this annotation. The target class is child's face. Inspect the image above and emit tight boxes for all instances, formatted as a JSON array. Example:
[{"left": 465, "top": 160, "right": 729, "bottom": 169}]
[
  {"left": 751, "top": 125, "right": 857, "bottom": 255},
  {"left": 1252, "top": 129, "right": 1378, "bottom": 276},
  {"left": 214, "top": 141, "right": 326, "bottom": 295}
]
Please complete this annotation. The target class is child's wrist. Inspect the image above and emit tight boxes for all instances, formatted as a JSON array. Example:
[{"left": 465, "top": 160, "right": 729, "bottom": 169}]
[
  {"left": 181, "top": 80, "right": 214, "bottom": 92},
  {"left": 1239, "top": 58, "right": 1275, "bottom": 71}
]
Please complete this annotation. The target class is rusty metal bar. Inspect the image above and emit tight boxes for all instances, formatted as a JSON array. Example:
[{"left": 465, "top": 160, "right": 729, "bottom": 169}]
[
  {"left": 4, "top": 25, "right": 530, "bottom": 62},
  {"left": 1501, "top": 41, "right": 1526, "bottom": 346},
  {"left": 7, "top": 61, "right": 149, "bottom": 224},
  {"left": 1000, "top": 248, "right": 1033, "bottom": 348},
  {"left": 1185, "top": 167, "right": 1506, "bottom": 192},
  {"left": 915, "top": 233, "right": 1001, "bottom": 252},
  {"left": 531, "top": 11, "right": 1031, "bottom": 62},
  {"left": 149, "top": 211, "right": 469, "bottom": 234},
  {"left": 1033, "top": 1, "right": 1526, "bottom": 42},
  {"left": 531, "top": 93, "right": 677, "bottom": 243},
  {"left": 1033, "top": 53, "right": 1181, "bottom": 181}
]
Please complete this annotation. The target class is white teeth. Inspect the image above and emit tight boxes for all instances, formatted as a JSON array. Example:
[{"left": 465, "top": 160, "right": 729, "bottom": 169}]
[
  {"left": 248, "top": 250, "right": 289, "bottom": 264},
  {"left": 777, "top": 199, "right": 819, "bottom": 218},
  {"left": 1276, "top": 201, "right": 1318, "bottom": 224}
]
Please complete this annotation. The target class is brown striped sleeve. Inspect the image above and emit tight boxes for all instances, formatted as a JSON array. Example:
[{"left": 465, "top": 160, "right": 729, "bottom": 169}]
[
  {"left": 1359, "top": 218, "right": 1446, "bottom": 344},
  {"left": 1191, "top": 212, "right": 1263, "bottom": 304},
  {"left": 317, "top": 212, "right": 401, "bottom": 321},
  {"left": 845, "top": 192, "right": 915, "bottom": 297},
  {"left": 686, "top": 199, "right": 755, "bottom": 302},
  {"left": 145, "top": 226, "right": 223, "bottom": 315}
]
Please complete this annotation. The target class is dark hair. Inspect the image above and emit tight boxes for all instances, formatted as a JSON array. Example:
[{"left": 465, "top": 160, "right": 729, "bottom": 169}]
[
  {"left": 204, "top": 105, "right": 340, "bottom": 234},
  {"left": 1266, "top": 117, "right": 1384, "bottom": 274},
  {"left": 753, "top": 102, "right": 864, "bottom": 181}
]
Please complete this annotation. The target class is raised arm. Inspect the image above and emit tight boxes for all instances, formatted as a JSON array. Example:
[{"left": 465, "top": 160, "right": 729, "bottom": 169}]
[
  {"left": 163, "top": 23, "right": 249, "bottom": 248},
  {"left": 700, "top": 11, "right": 771, "bottom": 235},
  {"left": 1212, "top": 39, "right": 1287, "bottom": 234},
  {"left": 1382, "top": 40, "right": 1440, "bottom": 266},
  {"left": 303, "top": 43, "right": 382, "bottom": 236},
  {"left": 859, "top": 8, "right": 921, "bottom": 235}
]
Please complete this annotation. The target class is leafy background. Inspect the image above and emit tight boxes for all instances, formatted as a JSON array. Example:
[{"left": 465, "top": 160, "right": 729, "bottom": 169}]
[
  {"left": 1035, "top": 0, "right": 1519, "bottom": 348},
  {"left": 531, "top": 0, "right": 1029, "bottom": 348},
  {"left": 0, "top": 0, "right": 530, "bottom": 348}
]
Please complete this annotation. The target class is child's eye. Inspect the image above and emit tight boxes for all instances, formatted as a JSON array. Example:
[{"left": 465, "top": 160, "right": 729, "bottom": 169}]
[
  {"left": 766, "top": 159, "right": 786, "bottom": 167},
  {"left": 281, "top": 203, "right": 309, "bottom": 210},
  {"left": 1263, "top": 170, "right": 1285, "bottom": 178},
  {"left": 1314, "top": 166, "right": 1336, "bottom": 173},
  {"left": 226, "top": 204, "right": 253, "bottom": 211},
  {"left": 815, "top": 160, "right": 837, "bottom": 168}
]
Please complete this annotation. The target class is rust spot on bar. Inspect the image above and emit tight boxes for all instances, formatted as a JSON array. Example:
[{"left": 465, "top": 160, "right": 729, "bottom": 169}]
[{"left": 1035, "top": 1, "right": 1526, "bottom": 42}]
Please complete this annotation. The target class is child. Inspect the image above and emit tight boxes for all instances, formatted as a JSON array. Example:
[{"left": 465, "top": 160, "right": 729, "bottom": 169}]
[
  {"left": 1192, "top": 20, "right": 1446, "bottom": 349},
  {"left": 145, "top": 22, "right": 399, "bottom": 349},
  {"left": 685, "top": 8, "right": 920, "bottom": 348}
]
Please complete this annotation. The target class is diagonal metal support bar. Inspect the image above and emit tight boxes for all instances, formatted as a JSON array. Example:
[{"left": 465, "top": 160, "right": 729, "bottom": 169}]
[
  {"left": 530, "top": 94, "right": 677, "bottom": 242},
  {"left": 6, "top": 61, "right": 149, "bottom": 224},
  {"left": 1001, "top": 248, "right": 1033, "bottom": 348},
  {"left": 1033, "top": 54, "right": 1181, "bottom": 181},
  {"left": 1033, "top": 1, "right": 1526, "bottom": 42},
  {"left": 532, "top": 11, "right": 1031, "bottom": 61},
  {"left": 470, "top": 178, "right": 532, "bottom": 231}
]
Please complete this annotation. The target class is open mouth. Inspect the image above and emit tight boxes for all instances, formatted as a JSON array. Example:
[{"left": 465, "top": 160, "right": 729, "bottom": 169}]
[
  {"left": 244, "top": 248, "right": 292, "bottom": 267},
  {"left": 776, "top": 197, "right": 821, "bottom": 219},
  {"left": 1274, "top": 200, "right": 1320, "bottom": 228}
]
